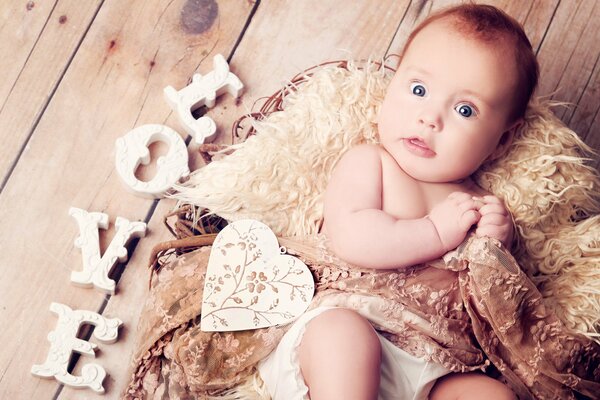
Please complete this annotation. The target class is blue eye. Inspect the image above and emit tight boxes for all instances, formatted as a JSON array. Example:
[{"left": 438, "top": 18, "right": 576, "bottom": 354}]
[
  {"left": 410, "top": 82, "right": 426, "bottom": 97},
  {"left": 455, "top": 104, "right": 475, "bottom": 118}
]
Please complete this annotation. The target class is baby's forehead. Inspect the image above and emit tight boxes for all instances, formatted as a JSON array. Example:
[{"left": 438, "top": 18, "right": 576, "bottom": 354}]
[
  {"left": 402, "top": 19, "right": 515, "bottom": 76},
  {"left": 411, "top": 17, "right": 510, "bottom": 52}
]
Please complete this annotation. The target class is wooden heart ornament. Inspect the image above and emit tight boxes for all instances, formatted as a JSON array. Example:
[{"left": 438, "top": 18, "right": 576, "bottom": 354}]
[{"left": 200, "top": 219, "right": 315, "bottom": 332}]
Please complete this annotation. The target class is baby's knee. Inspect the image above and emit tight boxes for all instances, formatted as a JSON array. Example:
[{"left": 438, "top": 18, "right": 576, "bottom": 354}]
[
  {"left": 299, "top": 308, "right": 381, "bottom": 358},
  {"left": 306, "top": 308, "right": 379, "bottom": 341},
  {"left": 298, "top": 309, "right": 382, "bottom": 398},
  {"left": 430, "top": 372, "right": 516, "bottom": 400}
]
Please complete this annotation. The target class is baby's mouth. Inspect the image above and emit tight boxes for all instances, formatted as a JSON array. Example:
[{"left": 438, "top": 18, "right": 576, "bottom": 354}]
[
  {"left": 406, "top": 137, "right": 432, "bottom": 150},
  {"left": 403, "top": 137, "right": 436, "bottom": 157}
]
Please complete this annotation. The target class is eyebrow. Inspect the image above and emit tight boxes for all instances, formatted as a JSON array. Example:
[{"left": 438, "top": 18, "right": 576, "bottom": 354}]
[
  {"left": 405, "top": 66, "right": 431, "bottom": 76},
  {"left": 456, "top": 89, "right": 492, "bottom": 108},
  {"left": 405, "top": 66, "right": 492, "bottom": 108}
]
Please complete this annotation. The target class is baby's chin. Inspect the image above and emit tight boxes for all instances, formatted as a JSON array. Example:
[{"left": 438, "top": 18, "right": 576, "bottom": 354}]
[{"left": 398, "top": 161, "right": 469, "bottom": 184}]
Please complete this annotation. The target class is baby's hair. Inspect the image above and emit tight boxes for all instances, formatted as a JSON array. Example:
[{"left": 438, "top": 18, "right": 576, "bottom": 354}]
[{"left": 401, "top": 4, "right": 539, "bottom": 122}]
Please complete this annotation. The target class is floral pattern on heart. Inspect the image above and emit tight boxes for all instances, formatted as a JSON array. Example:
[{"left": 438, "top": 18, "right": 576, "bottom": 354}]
[{"left": 200, "top": 219, "right": 315, "bottom": 332}]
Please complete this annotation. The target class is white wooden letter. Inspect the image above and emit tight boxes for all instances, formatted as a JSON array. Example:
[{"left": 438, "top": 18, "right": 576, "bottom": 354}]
[
  {"left": 115, "top": 124, "right": 190, "bottom": 198},
  {"left": 69, "top": 207, "right": 147, "bottom": 294},
  {"left": 31, "top": 302, "right": 122, "bottom": 393},
  {"left": 164, "top": 53, "right": 244, "bottom": 144}
]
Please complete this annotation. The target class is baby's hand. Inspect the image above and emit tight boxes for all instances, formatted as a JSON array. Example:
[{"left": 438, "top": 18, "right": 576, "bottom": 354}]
[
  {"left": 474, "top": 195, "right": 513, "bottom": 248},
  {"left": 428, "top": 192, "right": 481, "bottom": 252}
]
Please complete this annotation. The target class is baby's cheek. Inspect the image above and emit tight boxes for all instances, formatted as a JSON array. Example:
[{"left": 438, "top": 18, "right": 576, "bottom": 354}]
[{"left": 442, "top": 155, "right": 478, "bottom": 181}]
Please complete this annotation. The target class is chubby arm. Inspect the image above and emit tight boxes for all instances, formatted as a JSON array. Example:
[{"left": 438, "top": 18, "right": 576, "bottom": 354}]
[{"left": 323, "top": 144, "right": 480, "bottom": 269}]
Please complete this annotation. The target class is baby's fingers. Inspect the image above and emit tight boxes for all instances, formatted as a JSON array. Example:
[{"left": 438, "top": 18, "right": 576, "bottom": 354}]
[
  {"left": 479, "top": 203, "right": 507, "bottom": 216},
  {"left": 478, "top": 213, "right": 509, "bottom": 227},
  {"left": 460, "top": 209, "right": 481, "bottom": 231},
  {"left": 458, "top": 199, "right": 483, "bottom": 213},
  {"left": 482, "top": 195, "right": 504, "bottom": 204},
  {"left": 475, "top": 224, "right": 510, "bottom": 240}
]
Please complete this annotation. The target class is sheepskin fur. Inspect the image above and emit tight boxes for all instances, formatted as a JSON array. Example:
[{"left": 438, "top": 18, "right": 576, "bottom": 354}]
[
  {"left": 170, "top": 60, "right": 600, "bottom": 342},
  {"left": 474, "top": 102, "right": 600, "bottom": 338}
]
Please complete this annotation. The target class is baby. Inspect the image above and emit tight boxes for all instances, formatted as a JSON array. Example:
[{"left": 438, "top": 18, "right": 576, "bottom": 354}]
[{"left": 306, "top": 4, "right": 538, "bottom": 400}]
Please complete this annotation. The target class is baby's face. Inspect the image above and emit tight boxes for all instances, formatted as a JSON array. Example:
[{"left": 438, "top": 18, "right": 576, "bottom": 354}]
[{"left": 378, "top": 19, "right": 520, "bottom": 183}]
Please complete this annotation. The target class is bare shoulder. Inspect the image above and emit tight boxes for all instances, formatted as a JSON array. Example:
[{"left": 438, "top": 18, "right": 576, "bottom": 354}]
[
  {"left": 328, "top": 144, "right": 383, "bottom": 192},
  {"left": 334, "top": 143, "right": 382, "bottom": 175},
  {"left": 336, "top": 143, "right": 382, "bottom": 166},
  {"left": 325, "top": 143, "right": 384, "bottom": 214}
]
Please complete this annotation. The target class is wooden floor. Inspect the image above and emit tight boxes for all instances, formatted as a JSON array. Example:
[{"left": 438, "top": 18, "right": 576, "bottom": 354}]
[{"left": 0, "top": 0, "right": 598, "bottom": 398}]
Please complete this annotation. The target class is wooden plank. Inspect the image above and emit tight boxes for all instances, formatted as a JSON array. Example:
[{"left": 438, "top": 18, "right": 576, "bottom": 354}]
[
  {"left": 0, "top": 0, "right": 102, "bottom": 189},
  {"left": 535, "top": 0, "right": 600, "bottom": 162},
  {"left": 0, "top": 0, "right": 57, "bottom": 104},
  {"left": 569, "top": 48, "right": 600, "bottom": 147},
  {"left": 0, "top": 0, "right": 254, "bottom": 398},
  {"left": 570, "top": 57, "right": 600, "bottom": 170},
  {"left": 204, "top": 0, "right": 413, "bottom": 114},
  {"left": 64, "top": 1, "right": 413, "bottom": 398}
]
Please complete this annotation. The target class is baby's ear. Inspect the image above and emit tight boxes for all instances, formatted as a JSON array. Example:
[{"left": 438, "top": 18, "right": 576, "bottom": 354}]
[{"left": 487, "top": 119, "right": 522, "bottom": 162}]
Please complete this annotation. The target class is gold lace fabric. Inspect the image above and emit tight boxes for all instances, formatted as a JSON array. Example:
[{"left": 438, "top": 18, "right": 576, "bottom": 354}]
[{"left": 124, "top": 234, "right": 600, "bottom": 400}]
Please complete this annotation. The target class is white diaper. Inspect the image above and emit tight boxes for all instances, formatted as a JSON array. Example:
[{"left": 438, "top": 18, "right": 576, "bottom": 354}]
[{"left": 257, "top": 306, "right": 450, "bottom": 400}]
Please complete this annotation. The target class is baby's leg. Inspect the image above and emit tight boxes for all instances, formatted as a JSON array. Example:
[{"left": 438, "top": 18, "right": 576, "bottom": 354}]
[
  {"left": 298, "top": 308, "right": 381, "bottom": 400},
  {"left": 429, "top": 372, "right": 516, "bottom": 400}
]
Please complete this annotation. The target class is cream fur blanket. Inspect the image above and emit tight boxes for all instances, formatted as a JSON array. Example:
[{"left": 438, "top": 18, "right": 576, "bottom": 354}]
[{"left": 170, "top": 60, "right": 600, "bottom": 342}]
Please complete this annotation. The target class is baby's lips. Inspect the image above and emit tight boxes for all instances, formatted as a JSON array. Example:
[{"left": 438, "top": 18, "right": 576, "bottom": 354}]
[{"left": 407, "top": 136, "right": 432, "bottom": 150}]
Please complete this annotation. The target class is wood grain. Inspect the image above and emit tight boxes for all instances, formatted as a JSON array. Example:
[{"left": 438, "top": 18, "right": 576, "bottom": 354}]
[
  {"left": 0, "top": 0, "right": 102, "bottom": 190},
  {"left": 534, "top": 0, "right": 600, "bottom": 166},
  {"left": 0, "top": 0, "right": 253, "bottom": 398}
]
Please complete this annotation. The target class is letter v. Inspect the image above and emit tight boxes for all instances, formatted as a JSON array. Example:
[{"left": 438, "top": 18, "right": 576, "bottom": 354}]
[{"left": 69, "top": 207, "right": 147, "bottom": 294}]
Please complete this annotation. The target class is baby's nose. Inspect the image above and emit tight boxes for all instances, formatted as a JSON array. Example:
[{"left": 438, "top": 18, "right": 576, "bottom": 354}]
[
  {"left": 418, "top": 106, "right": 443, "bottom": 132},
  {"left": 417, "top": 110, "right": 442, "bottom": 131}
]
